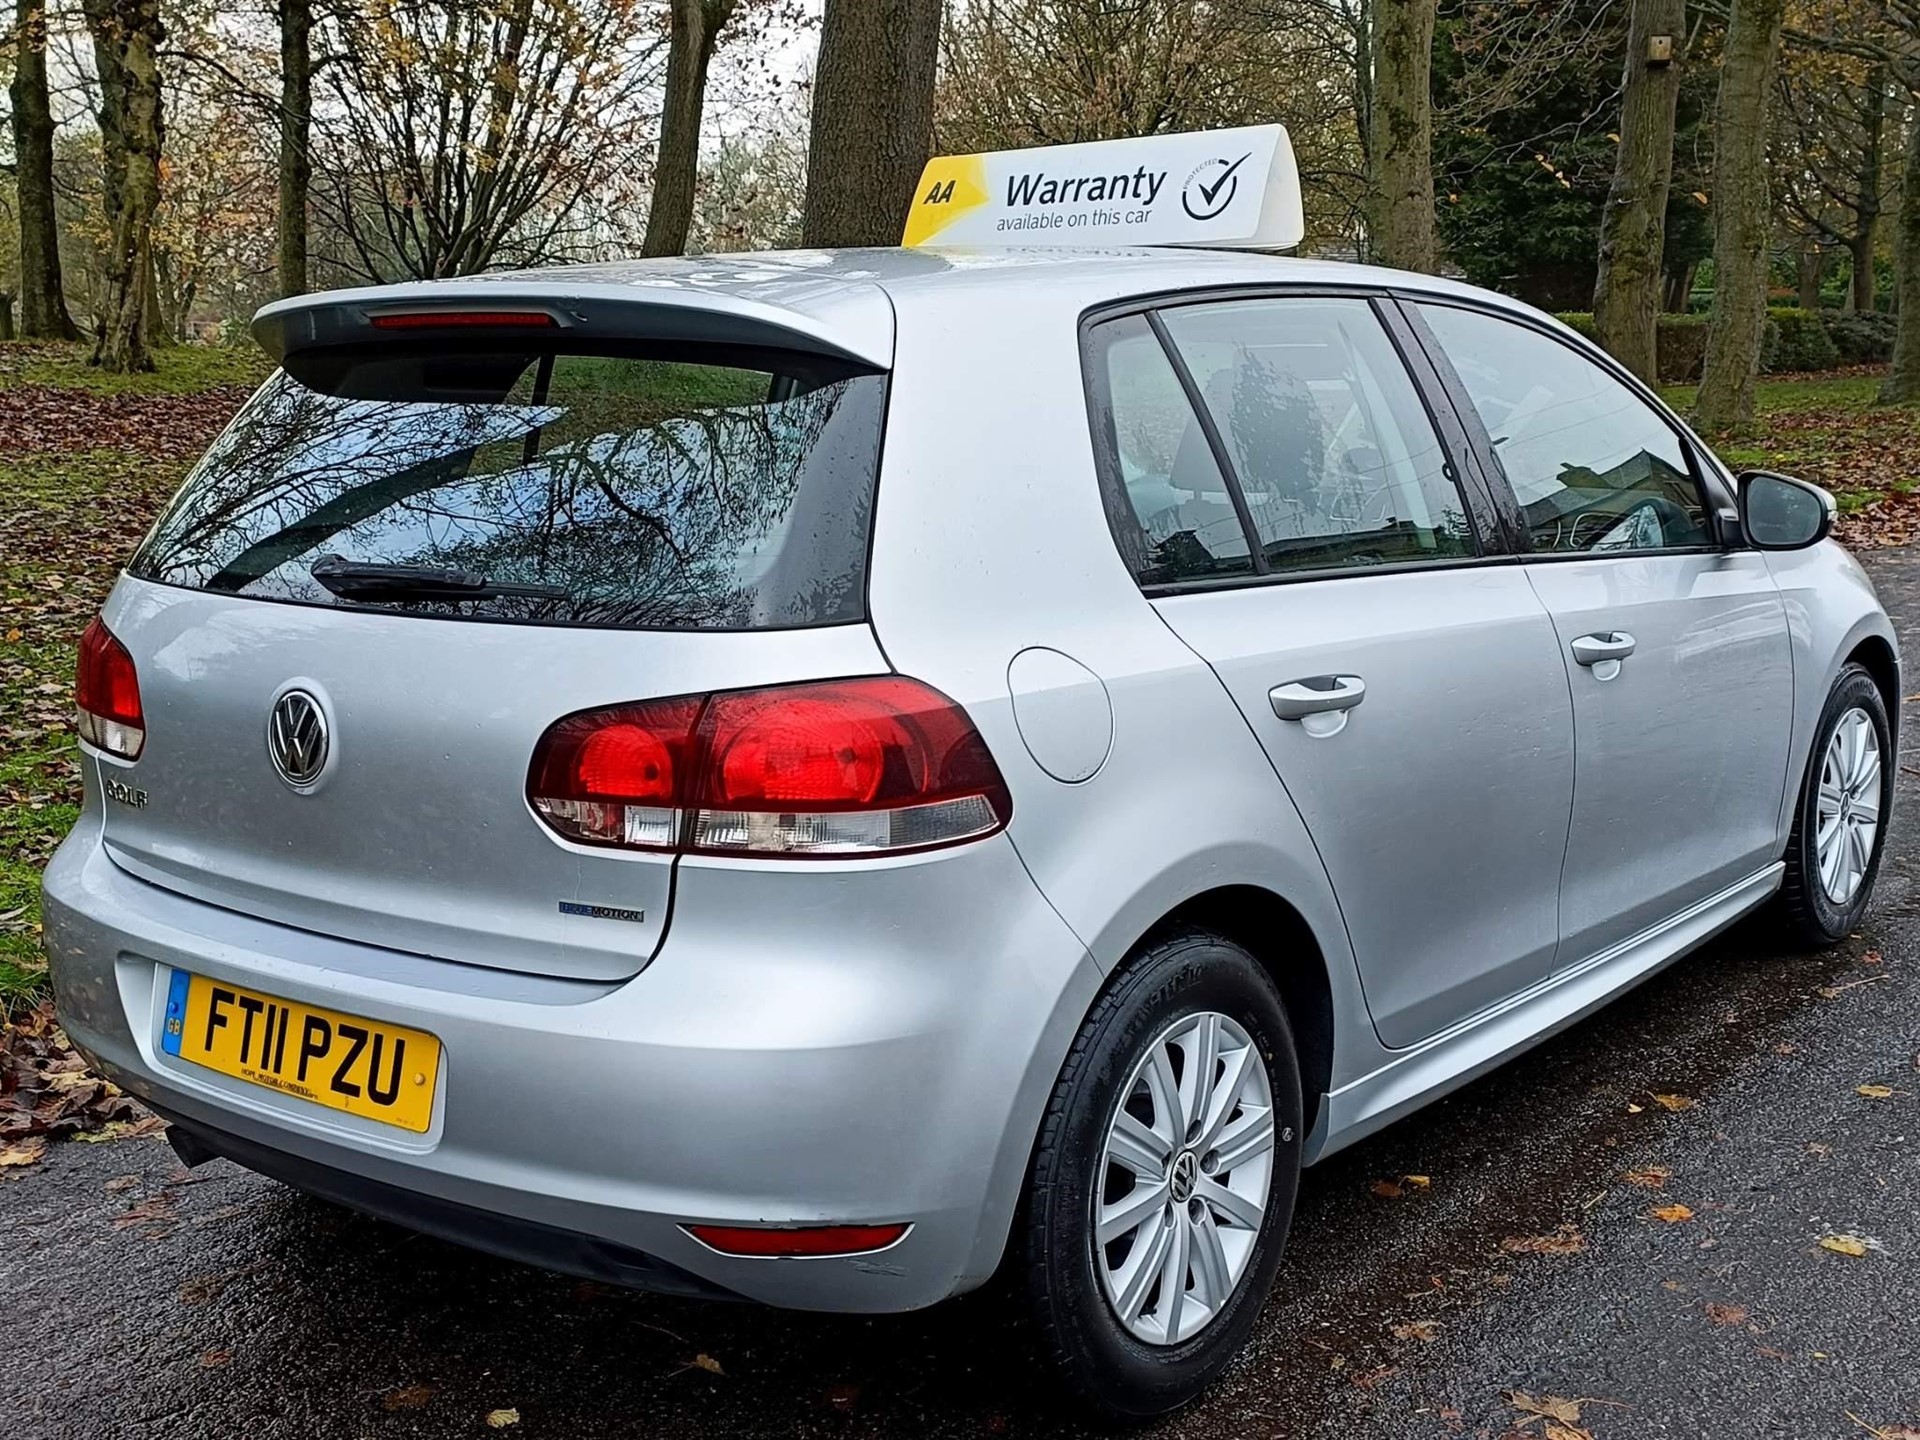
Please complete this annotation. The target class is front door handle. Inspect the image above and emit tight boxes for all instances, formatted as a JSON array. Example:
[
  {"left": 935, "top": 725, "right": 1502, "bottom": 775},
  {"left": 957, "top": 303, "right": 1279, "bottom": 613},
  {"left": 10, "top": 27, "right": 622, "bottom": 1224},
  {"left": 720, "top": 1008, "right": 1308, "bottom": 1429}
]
[
  {"left": 1270, "top": 675, "right": 1366, "bottom": 721},
  {"left": 1570, "top": 631, "right": 1636, "bottom": 666}
]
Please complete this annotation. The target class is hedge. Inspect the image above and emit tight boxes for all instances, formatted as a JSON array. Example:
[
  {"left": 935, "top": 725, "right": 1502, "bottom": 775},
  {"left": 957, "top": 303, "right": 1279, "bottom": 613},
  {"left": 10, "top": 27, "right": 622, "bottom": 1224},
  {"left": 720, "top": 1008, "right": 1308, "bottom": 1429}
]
[
  {"left": 1551, "top": 305, "right": 1880, "bottom": 382},
  {"left": 1552, "top": 311, "right": 1710, "bottom": 383}
]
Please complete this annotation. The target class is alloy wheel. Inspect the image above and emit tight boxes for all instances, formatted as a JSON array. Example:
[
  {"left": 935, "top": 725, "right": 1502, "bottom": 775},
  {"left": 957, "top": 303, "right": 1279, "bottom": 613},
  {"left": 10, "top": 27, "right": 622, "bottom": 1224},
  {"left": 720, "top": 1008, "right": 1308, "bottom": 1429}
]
[
  {"left": 1815, "top": 705, "right": 1881, "bottom": 905},
  {"left": 1093, "top": 1011, "right": 1276, "bottom": 1346}
]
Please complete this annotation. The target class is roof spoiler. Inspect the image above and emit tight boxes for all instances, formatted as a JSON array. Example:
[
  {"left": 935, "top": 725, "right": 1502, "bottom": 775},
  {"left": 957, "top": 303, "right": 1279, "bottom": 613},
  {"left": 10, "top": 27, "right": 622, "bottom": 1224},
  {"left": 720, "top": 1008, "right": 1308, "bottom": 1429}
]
[{"left": 251, "top": 277, "right": 894, "bottom": 369}]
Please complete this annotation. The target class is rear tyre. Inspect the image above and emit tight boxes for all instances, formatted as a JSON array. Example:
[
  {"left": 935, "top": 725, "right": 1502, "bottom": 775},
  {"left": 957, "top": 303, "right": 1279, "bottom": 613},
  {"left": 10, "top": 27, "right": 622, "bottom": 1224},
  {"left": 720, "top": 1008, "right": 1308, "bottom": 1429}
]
[
  {"left": 1022, "top": 929, "right": 1303, "bottom": 1421},
  {"left": 1776, "top": 663, "right": 1891, "bottom": 948}
]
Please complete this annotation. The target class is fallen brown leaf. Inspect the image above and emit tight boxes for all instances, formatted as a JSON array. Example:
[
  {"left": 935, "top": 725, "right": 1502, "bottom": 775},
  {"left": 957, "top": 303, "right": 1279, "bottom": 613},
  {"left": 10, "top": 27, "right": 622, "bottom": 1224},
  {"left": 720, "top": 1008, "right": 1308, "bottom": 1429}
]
[
  {"left": 0, "top": 1136, "right": 49, "bottom": 1168},
  {"left": 383, "top": 1384, "right": 437, "bottom": 1411},
  {"left": 1705, "top": 1302, "right": 1749, "bottom": 1326},
  {"left": 1650, "top": 1093, "right": 1697, "bottom": 1111},
  {"left": 1848, "top": 1415, "right": 1920, "bottom": 1440},
  {"left": 1403, "top": 1173, "right": 1432, "bottom": 1188},
  {"left": 690, "top": 1354, "right": 724, "bottom": 1375},
  {"left": 1508, "top": 1392, "right": 1586, "bottom": 1425},
  {"left": 1818, "top": 1234, "right": 1871, "bottom": 1257},
  {"left": 1501, "top": 1224, "right": 1586, "bottom": 1256},
  {"left": 485, "top": 1408, "right": 520, "bottom": 1428},
  {"left": 1624, "top": 1165, "right": 1671, "bottom": 1188},
  {"left": 1650, "top": 1203, "right": 1694, "bottom": 1223},
  {"left": 1371, "top": 1179, "right": 1403, "bottom": 1199},
  {"left": 1857, "top": 1084, "right": 1896, "bottom": 1099},
  {"left": 1390, "top": 1319, "right": 1441, "bottom": 1342}
]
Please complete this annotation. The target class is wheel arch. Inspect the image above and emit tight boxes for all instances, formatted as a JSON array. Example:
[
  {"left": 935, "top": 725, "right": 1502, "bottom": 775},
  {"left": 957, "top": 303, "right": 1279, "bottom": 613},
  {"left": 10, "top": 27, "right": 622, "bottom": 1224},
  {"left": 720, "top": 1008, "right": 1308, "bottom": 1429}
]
[
  {"left": 1141, "top": 885, "right": 1336, "bottom": 1138},
  {"left": 1845, "top": 634, "right": 1900, "bottom": 743}
]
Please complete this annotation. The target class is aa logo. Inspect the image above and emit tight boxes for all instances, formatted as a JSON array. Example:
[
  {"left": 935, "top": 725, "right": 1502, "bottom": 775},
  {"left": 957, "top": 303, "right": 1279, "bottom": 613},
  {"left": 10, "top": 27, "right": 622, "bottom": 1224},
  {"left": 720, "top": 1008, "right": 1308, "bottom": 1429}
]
[{"left": 924, "top": 178, "right": 957, "bottom": 205}]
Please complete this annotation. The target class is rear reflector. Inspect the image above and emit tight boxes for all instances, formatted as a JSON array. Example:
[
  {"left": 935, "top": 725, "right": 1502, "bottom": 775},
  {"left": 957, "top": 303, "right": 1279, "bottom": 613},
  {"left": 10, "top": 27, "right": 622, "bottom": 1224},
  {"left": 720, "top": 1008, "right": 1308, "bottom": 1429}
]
[
  {"left": 527, "top": 677, "right": 1011, "bottom": 858},
  {"left": 75, "top": 617, "right": 144, "bottom": 761},
  {"left": 368, "top": 310, "right": 557, "bottom": 330},
  {"left": 684, "top": 1223, "right": 910, "bottom": 1258}
]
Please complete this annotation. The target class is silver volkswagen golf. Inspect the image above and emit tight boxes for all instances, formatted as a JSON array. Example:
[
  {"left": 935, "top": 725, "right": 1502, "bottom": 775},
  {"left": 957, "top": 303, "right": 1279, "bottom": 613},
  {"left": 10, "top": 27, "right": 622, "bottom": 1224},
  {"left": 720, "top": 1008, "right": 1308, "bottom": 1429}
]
[{"left": 43, "top": 246, "right": 1896, "bottom": 1418}]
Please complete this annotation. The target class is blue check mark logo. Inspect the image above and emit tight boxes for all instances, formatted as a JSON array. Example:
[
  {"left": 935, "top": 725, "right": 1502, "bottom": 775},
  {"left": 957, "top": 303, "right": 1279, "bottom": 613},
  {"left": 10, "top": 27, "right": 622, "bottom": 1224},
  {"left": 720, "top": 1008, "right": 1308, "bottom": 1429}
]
[{"left": 1182, "top": 152, "right": 1252, "bottom": 221}]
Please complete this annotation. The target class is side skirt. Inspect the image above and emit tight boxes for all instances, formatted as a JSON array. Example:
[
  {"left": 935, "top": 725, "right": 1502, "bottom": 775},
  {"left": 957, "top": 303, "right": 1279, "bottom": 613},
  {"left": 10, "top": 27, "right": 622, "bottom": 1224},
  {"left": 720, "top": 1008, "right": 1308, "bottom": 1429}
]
[{"left": 1303, "top": 863, "right": 1784, "bottom": 1163}]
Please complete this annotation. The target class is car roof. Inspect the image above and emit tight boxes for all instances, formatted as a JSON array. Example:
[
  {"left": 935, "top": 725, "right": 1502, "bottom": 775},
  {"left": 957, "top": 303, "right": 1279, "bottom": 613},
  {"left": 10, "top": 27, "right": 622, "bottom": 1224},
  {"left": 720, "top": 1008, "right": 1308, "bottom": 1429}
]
[
  {"left": 471, "top": 244, "right": 1524, "bottom": 311},
  {"left": 253, "top": 247, "right": 1542, "bottom": 372}
]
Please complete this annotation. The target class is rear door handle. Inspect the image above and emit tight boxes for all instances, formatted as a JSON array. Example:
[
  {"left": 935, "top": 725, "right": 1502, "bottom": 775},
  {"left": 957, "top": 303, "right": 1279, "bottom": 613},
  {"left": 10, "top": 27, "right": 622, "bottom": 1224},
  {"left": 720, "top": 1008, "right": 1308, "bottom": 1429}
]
[
  {"left": 1570, "top": 631, "right": 1636, "bottom": 666},
  {"left": 1270, "top": 675, "right": 1366, "bottom": 721}
]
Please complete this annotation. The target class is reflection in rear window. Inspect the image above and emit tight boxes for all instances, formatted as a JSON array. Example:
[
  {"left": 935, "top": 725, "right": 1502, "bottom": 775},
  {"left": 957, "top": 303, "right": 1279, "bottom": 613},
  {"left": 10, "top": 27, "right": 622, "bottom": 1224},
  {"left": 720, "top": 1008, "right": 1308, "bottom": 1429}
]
[{"left": 129, "top": 347, "right": 888, "bottom": 630}]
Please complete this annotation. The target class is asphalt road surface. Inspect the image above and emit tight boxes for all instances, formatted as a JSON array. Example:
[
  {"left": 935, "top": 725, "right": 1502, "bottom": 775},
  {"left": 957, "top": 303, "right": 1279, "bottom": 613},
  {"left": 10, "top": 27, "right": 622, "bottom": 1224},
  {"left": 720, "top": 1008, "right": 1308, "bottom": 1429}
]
[{"left": 7, "top": 554, "right": 1920, "bottom": 1440}]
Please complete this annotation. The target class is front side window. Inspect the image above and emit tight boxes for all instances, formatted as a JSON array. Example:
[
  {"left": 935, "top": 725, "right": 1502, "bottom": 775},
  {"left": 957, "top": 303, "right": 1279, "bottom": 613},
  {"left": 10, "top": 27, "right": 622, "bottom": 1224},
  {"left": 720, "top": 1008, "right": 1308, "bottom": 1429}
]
[
  {"left": 1415, "top": 303, "right": 1709, "bottom": 555},
  {"left": 1157, "top": 297, "right": 1474, "bottom": 575},
  {"left": 131, "top": 346, "right": 888, "bottom": 630}
]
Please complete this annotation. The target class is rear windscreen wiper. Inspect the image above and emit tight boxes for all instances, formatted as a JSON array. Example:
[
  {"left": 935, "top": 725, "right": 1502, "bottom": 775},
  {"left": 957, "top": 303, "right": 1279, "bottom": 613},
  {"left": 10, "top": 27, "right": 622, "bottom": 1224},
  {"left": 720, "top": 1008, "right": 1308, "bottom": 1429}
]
[{"left": 309, "top": 554, "right": 570, "bottom": 603}]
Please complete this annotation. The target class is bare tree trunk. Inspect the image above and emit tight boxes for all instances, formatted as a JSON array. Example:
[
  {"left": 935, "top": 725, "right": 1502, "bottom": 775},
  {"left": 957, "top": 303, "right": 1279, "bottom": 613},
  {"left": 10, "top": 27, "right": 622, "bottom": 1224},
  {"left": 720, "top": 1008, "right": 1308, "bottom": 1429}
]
[
  {"left": 9, "top": 0, "right": 81, "bottom": 340},
  {"left": 277, "top": 0, "right": 313, "bottom": 297},
  {"left": 644, "top": 0, "right": 735, "bottom": 258},
  {"left": 1796, "top": 241, "right": 1822, "bottom": 310},
  {"left": 1850, "top": 68, "right": 1886, "bottom": 314},
  {"left": 1365, "top": 0, "right": 1437, "bottom": 272},
  {"left": 83, "top": 0, "right": 165, "bottom": 373},
  {"left": 1881, "top": 111, "right": 1920, "bottom": 403},
  {"left": 1694, "top": 0, "right": 1786, "bottom": 436},
  {"left": 801, "top": 0, "right": 942, "bottom": 249},
  {"left": 1592, "top": 0, "right": 1683, "bottom": 383}
]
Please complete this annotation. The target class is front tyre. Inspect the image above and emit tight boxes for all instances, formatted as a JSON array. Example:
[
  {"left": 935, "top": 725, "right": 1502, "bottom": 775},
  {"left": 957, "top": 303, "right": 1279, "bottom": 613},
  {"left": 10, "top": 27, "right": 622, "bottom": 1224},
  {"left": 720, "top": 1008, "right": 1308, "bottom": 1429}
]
[
  {"left": 1777, "top": 662, "right": 1892, "bottom": 948},
  {"left": 1022, "top": 930, "right": 1303, "bottom": 1421}
]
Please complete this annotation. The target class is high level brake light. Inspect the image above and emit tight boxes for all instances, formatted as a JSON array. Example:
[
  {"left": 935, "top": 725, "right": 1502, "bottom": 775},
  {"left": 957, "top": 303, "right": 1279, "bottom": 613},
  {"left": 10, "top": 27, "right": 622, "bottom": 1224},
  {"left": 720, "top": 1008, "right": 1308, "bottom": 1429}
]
[
  {"left": 75, "top": 617, "right": 145, "bottom": 761},
  {"left": 368, "top": 310, "right": 557, "bottom": 330},
  {"left": 526, "top": 677, "right": 1011, "bottom": 858}
]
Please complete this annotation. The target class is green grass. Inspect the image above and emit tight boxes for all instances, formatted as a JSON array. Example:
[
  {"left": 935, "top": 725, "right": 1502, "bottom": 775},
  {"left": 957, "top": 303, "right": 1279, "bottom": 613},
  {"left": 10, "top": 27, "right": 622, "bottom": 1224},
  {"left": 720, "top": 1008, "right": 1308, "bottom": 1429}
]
[
  {"left": 0, "top": 446, "right": 204, "bottom": 1013},
  {"left": 1657, "top": 373, "right": 1885, "bottom": 416},
  {"left": 0, "top": 339, "right": 270, "bottom": 395}
]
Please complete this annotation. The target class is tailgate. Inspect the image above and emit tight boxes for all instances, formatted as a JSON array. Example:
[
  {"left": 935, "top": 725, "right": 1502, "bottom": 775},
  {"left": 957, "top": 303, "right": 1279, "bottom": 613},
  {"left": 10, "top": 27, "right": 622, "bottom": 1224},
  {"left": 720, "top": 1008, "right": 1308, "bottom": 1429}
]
[{"left": 96, "top": 577, "right": 890, "bottom": 981}]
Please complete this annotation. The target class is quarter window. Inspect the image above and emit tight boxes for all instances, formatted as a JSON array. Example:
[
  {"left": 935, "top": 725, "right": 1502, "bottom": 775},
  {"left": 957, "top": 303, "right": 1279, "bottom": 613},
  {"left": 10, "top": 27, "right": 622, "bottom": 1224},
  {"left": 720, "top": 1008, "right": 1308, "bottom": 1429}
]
[
  {"left": 1087, "top": 312, "right": 1255, "bottom": 585},
  {"left": 1414, "top": 303, "right": 1709, "bottom": 554}
]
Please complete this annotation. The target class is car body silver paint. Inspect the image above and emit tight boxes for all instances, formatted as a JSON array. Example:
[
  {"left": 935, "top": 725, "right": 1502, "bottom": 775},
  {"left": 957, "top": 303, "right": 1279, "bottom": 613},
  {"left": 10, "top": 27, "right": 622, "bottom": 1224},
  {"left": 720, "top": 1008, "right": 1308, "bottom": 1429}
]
[
  {"left": 1522, "top": 552, "right": 1793, "bottom": 962},
  {"left": 42, "top": 244, "right": 1901, "bottom": 1313},
  {"left": 1151, "top": 567, "right": 1576, "bottom": 1049}
]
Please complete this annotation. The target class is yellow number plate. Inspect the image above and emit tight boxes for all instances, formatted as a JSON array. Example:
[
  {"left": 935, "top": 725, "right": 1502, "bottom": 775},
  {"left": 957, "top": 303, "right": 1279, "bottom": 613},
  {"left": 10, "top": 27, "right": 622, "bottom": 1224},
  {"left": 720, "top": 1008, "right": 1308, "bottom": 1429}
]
[{"left": 162, "top": 971, "right": 441, "bottom": 1134}]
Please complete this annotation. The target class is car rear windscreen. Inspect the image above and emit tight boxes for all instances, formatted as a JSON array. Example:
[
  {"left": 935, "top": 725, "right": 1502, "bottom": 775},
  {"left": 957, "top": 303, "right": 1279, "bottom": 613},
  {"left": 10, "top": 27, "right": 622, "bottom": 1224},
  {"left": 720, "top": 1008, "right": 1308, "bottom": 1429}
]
[{"left": 128, "top": 343, "right": 889, "bottom": 630}]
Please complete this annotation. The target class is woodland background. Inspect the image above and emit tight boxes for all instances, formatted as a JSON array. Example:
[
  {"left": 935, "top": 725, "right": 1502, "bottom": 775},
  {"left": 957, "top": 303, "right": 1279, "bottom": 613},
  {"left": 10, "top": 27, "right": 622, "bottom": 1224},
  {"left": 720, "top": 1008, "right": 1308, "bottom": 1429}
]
[{"left": 0, "top": 0, "right": 1911, "bottom": 429}]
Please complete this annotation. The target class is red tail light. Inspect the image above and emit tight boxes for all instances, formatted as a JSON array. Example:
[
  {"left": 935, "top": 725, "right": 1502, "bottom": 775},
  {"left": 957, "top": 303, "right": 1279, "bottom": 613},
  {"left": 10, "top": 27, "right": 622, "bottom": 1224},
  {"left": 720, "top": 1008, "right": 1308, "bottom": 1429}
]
[
  {"left": 76, "top": 617, "right": 145, "bottom": 761},
  {"left": 527, "top": 677, "right": 1011, "bottom": 857}
]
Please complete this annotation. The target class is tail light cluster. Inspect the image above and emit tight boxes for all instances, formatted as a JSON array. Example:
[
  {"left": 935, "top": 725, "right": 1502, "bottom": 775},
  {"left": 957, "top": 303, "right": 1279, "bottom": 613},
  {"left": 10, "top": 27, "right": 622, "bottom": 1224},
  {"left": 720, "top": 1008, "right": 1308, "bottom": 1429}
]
[
  {"left": 527, "top": 676, "right": 1011, "bottom": 859},
  {"left": 76, "top": 617, "right": 145, "bottom": 761}
]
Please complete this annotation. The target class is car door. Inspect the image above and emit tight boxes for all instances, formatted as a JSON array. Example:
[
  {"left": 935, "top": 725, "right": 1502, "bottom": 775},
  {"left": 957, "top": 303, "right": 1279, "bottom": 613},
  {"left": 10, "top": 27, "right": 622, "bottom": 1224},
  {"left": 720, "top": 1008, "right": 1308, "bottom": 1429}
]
[
  {"left": 1408, "top": 300, "right": 1795, "bottom": 966},
  {"left": 1085, "top": 295, "right": 1575, "bottom": 1050}
]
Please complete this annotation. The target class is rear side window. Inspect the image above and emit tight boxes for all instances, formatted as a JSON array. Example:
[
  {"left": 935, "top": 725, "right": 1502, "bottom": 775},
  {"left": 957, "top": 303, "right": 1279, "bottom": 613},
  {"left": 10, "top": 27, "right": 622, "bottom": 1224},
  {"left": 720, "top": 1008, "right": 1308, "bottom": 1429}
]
[
  {"left": 1087, "top": 296, "right": 1476, "bottom": 588},
  {"left": 130, "top": 346, "right": 889, "bottom": 630},
  {"left": 1158, "top": 298, "right": 1474, "bottom": 573}
]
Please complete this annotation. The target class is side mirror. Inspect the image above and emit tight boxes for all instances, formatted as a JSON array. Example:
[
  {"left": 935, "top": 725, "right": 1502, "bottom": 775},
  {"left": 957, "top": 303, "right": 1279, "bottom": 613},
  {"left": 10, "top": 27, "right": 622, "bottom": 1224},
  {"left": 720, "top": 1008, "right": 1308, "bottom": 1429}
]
[{"left": 1738, "top": 470, "right": 1835, "bottom": 551}]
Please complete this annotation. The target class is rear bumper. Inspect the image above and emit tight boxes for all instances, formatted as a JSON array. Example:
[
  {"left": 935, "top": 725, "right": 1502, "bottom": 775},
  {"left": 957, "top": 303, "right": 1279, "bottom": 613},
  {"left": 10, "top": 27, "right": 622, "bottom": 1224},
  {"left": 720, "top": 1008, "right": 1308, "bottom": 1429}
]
[{"left": 41, "top": 816, "right": 1100, "bottom": 1313}]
